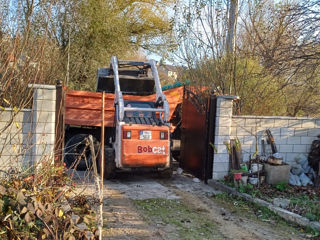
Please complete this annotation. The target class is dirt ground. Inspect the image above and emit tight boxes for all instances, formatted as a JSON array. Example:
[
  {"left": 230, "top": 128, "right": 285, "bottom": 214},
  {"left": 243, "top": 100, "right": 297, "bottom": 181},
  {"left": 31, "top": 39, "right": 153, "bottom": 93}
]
[{"left": 99, "top": 171, "right": 309, "bottom": 240}]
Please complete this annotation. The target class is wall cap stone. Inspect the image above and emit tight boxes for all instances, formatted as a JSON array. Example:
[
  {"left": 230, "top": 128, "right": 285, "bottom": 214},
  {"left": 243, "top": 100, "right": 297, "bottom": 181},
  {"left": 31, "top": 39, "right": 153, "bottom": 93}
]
[
  {"left": 232, "top": 115, "right": 320, "bottom": 121},
  {"left": 216, "top": 95, "right": 239, "bottom": 100},
  {"left": 1, "top": 108, "right": 32, "bottom": 112},
  {"left": 28, "top": 84, "right": 56, "bottom": 90}
]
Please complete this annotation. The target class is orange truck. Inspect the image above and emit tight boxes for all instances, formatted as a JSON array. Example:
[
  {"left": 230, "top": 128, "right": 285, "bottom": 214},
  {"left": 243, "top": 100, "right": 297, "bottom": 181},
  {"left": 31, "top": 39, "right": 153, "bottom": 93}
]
[{"left": 64, "top": 57, "right": 183, "bottom": 178}]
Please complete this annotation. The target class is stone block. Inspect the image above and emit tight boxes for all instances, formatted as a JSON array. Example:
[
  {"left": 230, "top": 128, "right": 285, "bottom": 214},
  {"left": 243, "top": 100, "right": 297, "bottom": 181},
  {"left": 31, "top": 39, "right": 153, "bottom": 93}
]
[
  {"left": 243, "top": 136, "right": 256, "bottom": 145},
  {"left": 35, "top": 143, "right": 55, "bottom": 156},
  {"left": 219, "top": 100, "right": 233, "bottom": 109},
  {"left": 213, "top": 153, "right": 229, "bottom": 163},
  {"left": 274, "top": 119, "right": 289, "bottom": 128},
  {"left": 33, "top": 133, "right": 55, "bottom": 145},
  {"left": 301, "top": 136, "right": 316, "bottom": 144},
  {"left": 35, "top": 88, "right": 56, "bottom": 100},
  {"left": 261, "top": 119, "right": 275, "bottom": 128},
  {"left": 217, "top": 117, "right": 232, "bottom": 127},
  {"left": 34, "top": 99, "right": 56, "bottom": 112},
  {"left": 307, "top": 128, "right": 320, "bottom": 137},
  {"left": 316, "top": 120, "right": 320, "bottom": 127},
  {"left": 217, "top": 107, "right": 232, "bottom": 117},
  {"left": 213, "top": 161, "right": 229, "bottom": 172},
  {"left": 293, "top": 145, "right": 307, "bottom": 153},
  {"left": 32, "top": 122, "right": 55, "bottom": 134},
  {"left": 279, "top": 144, "right": 293, "bottom": 152},
  {"left": 280, "top": 128, "right": 295, "bottom": 137},
  {"left": 287, "top": 136, "right": 300, "bottom": 144},
  {"left": 212, "top": 171, "right": 227, "bottom": 180},
  {"left": 232, "top": 118, "right": 246, "bottom": 127},
  {"left": 215, "top": 136, "right": 231, "bottom": 145},
  {"left": 245, "top": 118, "right": 261, "bottom": 127},
  {"left": 301, "top": 120, "right": 315, "bottom": 128},
  {"left": 230, "top": 127, "right": 237, "bottom": 137},
  {"left": 216, "top": 126, "right": 230, "bottom": 136},
  {"left": 278, "top": 137, "right": 288, "bottom": 145},
  {"left": 264, "top": 163, "right": 290, "bottom": 185},
  {"left": 236, "top": 127, "right": 252, "bottom": 136},
  {"left": 34, "top": 111, "right": 55, "bottom": 123},
  {"left": 294, "top": 128, "right": 309, "bottom": 136},
  {"left": 288, "top": 120, "right": 302, "bottom": 128}
]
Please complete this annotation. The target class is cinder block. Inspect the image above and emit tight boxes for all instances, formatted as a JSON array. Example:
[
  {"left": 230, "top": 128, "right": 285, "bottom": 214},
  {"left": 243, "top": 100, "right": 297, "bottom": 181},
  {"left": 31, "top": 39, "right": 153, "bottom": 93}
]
[
  {"left": 212, "top": 171, "right": 228, "bottom": 180},
  {"left": 267, "top": 128, "right": 281, "bottom": 136},
  {"left": 230, "top": 127, "right": 237, "bottom": 137},
  {"left": 217, "top": 107, "right": 232, "bottom": 117},
  {"left": 274, "top": 119, "right": 289, "bottom": 127},
  {"left": 288, "top": 120, "right": 302, "bottom": 128},
  {"left": 293, "top": 145, "right": 307, "bottom": 153},
  {"left": 278, "top": 137, "right": 288, "bottom": 145},
  {"left": 35, "top": 144, "right": 54, "bottom": 156},
  {"left": 34, "top": 111, "right": 55, "bottom": 123},
  {"left": 236, "top": 127, "right": 252, "bottom": 136},
  {"left": 35, "top": 89, "right": 56, "bottom": 100},
  {"left": 32, "top": 122, "right": 55, "bottom": 134},
  {"left": 215, "top": 136, "right": 231, "bottom": 145},
  {"left": 232, "top": 118, "right": 246, "bottom": 127},
  {"left": 22, "top": 123, "right": 32, "bottom": 134},
  {"left": 301, "top": 120, "right": 315, "bottom": 128},
  {"left": 33, "top": 133, "right": 55, "bottom": 145},
  {"left": 34, "top": 99, "right": 56, "bottom": 112},
  {"left": 279, "top": 144, "right": 293, "bottom": 152},
  {"left": 287, "top": 153, "right": 301, "bottom": 163},
  {"left": 241, "top": 144, "right": 252, "bottom": 154},
  {"left": 215, "top": 144, "right": 229, "bottom": 154},
  {"left": 261, "top": 119, "right": 275, "bottom": 128},
  {"left": 301, "top": 136, "right": 316, "bottom": 144},
  {"left": 280, "top": 128, "right": 295, "bottom": 136},
  {"left": 213, "top": 161, "right": 229, "bottom": 172},
  {"left": 219, "top": 100, "right": 233, "bottom": 109},
  {"left": 307, "top": 128, "right": 320, "bottom": 137},
  {"left": 213, "top": 153, "right": 229, "bottom": 163},
  {"left": 294, "top": 128, "right": 309, "bottom": 136},
  {"left": 243, "top": 136, "right": 256, "bottom": 145},
  {"left": 217, "top": 117, "right": 232, "bottom": 127},
  {"left": 316, "top": 120, "right": 320, "bottom": 127},
  {"left": 216, "top": 126, "right": 231, "bottom": 136},
  {"left": 245, "top": 118, "right": 261, "bottom": 127},
  {"left": 287, "top": 136, "right": 300, "bottom": 144}
]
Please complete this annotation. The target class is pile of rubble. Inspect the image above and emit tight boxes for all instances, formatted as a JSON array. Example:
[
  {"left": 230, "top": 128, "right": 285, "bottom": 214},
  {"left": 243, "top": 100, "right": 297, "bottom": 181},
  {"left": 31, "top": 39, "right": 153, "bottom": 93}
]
[{"left": 289, "top": 155, "right": 316, "bottom": 186}]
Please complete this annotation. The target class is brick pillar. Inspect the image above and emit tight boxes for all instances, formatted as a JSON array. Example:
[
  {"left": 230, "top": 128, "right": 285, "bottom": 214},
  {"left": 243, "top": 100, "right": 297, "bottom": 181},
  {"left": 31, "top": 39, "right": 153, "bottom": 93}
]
[
  {"left": 30, "top": 84, "right": 56, "bottom": 164},
  {"left": 212, "top": 96, "right": 237, "bottom": 180}
]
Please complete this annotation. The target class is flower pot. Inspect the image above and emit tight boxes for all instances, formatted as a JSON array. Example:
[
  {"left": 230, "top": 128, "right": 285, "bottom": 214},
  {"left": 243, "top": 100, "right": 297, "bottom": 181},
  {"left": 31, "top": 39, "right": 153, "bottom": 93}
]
[{"left": 234, "top": 172, "right": 242, "bottom": 180}]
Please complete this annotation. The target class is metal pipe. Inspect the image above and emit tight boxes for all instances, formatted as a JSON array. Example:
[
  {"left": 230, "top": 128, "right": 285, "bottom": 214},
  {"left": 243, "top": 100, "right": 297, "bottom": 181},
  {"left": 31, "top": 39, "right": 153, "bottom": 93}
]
[{"left": 124, "top": 107, "right": 165, "bottom": 112}]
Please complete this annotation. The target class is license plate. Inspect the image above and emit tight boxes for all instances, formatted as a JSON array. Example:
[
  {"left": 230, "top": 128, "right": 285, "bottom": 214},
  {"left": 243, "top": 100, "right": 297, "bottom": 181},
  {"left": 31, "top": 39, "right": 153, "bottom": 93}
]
[{"left": 140, "top": 131, "right": 152, "bottom": 140}]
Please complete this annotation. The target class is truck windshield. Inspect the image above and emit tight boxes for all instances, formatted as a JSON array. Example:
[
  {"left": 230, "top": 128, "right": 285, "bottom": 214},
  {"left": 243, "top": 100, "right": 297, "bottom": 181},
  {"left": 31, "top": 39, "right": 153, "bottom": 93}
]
[{"left": 125, "top": 103, "right": 153, "bottom": 118}]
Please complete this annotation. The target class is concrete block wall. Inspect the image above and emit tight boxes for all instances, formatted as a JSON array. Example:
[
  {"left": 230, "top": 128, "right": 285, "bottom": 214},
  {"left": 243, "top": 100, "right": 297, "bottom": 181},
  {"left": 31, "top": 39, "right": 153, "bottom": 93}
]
[
  {"left": 230, "top": 116, "right": 320, "bottom": 164},
  {"left": 0, "top": 110, "right": 32, "bottom": 171},
  {"left": 0, "top": 84, "right": 56, "bottom": 171},
  {"left": 31, "top": 85, "right": 56, "bottom": 163},
  {"left": 212, "top": 96, "right": 237, "bottom": 179}
]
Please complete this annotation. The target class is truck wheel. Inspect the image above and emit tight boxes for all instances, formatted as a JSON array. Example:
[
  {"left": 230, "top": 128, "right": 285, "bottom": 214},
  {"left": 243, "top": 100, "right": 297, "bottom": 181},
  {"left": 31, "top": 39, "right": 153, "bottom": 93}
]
[
  {"left": 64, "top": 134, "right": 99, "bottom": 171},
  {"left": 97, "top": 147, "right": 116, "bottom": 179}
]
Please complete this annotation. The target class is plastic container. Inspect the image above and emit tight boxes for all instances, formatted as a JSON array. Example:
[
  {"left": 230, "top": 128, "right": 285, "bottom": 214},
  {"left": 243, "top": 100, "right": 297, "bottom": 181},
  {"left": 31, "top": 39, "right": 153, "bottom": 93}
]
[
  {"left": 251, "top": 163, "right": 263, "bottom": 172},
  {"left": 249, "top": 177, "right": 258, "bottom": 185},
  {"left": 233, "top": 172, "right": 242, "bottom": 180}
]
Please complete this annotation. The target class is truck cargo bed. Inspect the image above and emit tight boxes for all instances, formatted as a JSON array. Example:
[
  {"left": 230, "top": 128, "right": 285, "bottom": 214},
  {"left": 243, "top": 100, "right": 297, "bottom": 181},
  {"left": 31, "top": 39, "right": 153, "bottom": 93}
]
[{"left": 65, "top": 86, "right": 184, "bottom": 127}]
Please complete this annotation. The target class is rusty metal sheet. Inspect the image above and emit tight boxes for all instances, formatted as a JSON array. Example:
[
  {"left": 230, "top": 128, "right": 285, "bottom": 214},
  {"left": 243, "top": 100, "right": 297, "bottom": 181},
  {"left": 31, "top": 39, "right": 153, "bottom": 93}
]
[{"left": 65, "top": 86, "right": 184, "bottom": 127}]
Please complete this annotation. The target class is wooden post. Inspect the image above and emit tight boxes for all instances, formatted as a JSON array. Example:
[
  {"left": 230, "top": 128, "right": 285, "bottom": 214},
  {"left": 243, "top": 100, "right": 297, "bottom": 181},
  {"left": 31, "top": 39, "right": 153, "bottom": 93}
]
[
  {"left": 101, "top": 92, "right": 105, "bottom": 188},
  {"left": 54, "top": 80, "right": 65, "bottom": 163}
]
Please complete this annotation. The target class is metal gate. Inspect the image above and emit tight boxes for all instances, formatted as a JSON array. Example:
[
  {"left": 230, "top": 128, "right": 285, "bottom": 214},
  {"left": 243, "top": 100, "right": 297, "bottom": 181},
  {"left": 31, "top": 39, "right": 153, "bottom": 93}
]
[{"left": 179, "top": 88, "right": 216, "bottom": 182}]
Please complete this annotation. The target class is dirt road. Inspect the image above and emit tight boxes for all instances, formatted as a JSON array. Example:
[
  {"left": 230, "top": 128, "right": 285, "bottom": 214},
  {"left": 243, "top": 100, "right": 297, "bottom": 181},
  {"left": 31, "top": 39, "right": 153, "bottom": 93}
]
[{"left": 101, "top": 172, "right": 308, "bottom": 240}]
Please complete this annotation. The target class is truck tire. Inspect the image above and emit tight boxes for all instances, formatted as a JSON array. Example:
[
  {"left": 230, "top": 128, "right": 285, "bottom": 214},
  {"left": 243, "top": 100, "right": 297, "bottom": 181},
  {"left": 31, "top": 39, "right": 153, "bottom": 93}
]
[
  {"left": 97, "top": 147, "right": 116, "bottom": 179},
  {"left": 64, "top": 134, "right": 99, "bottom": 171}
]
